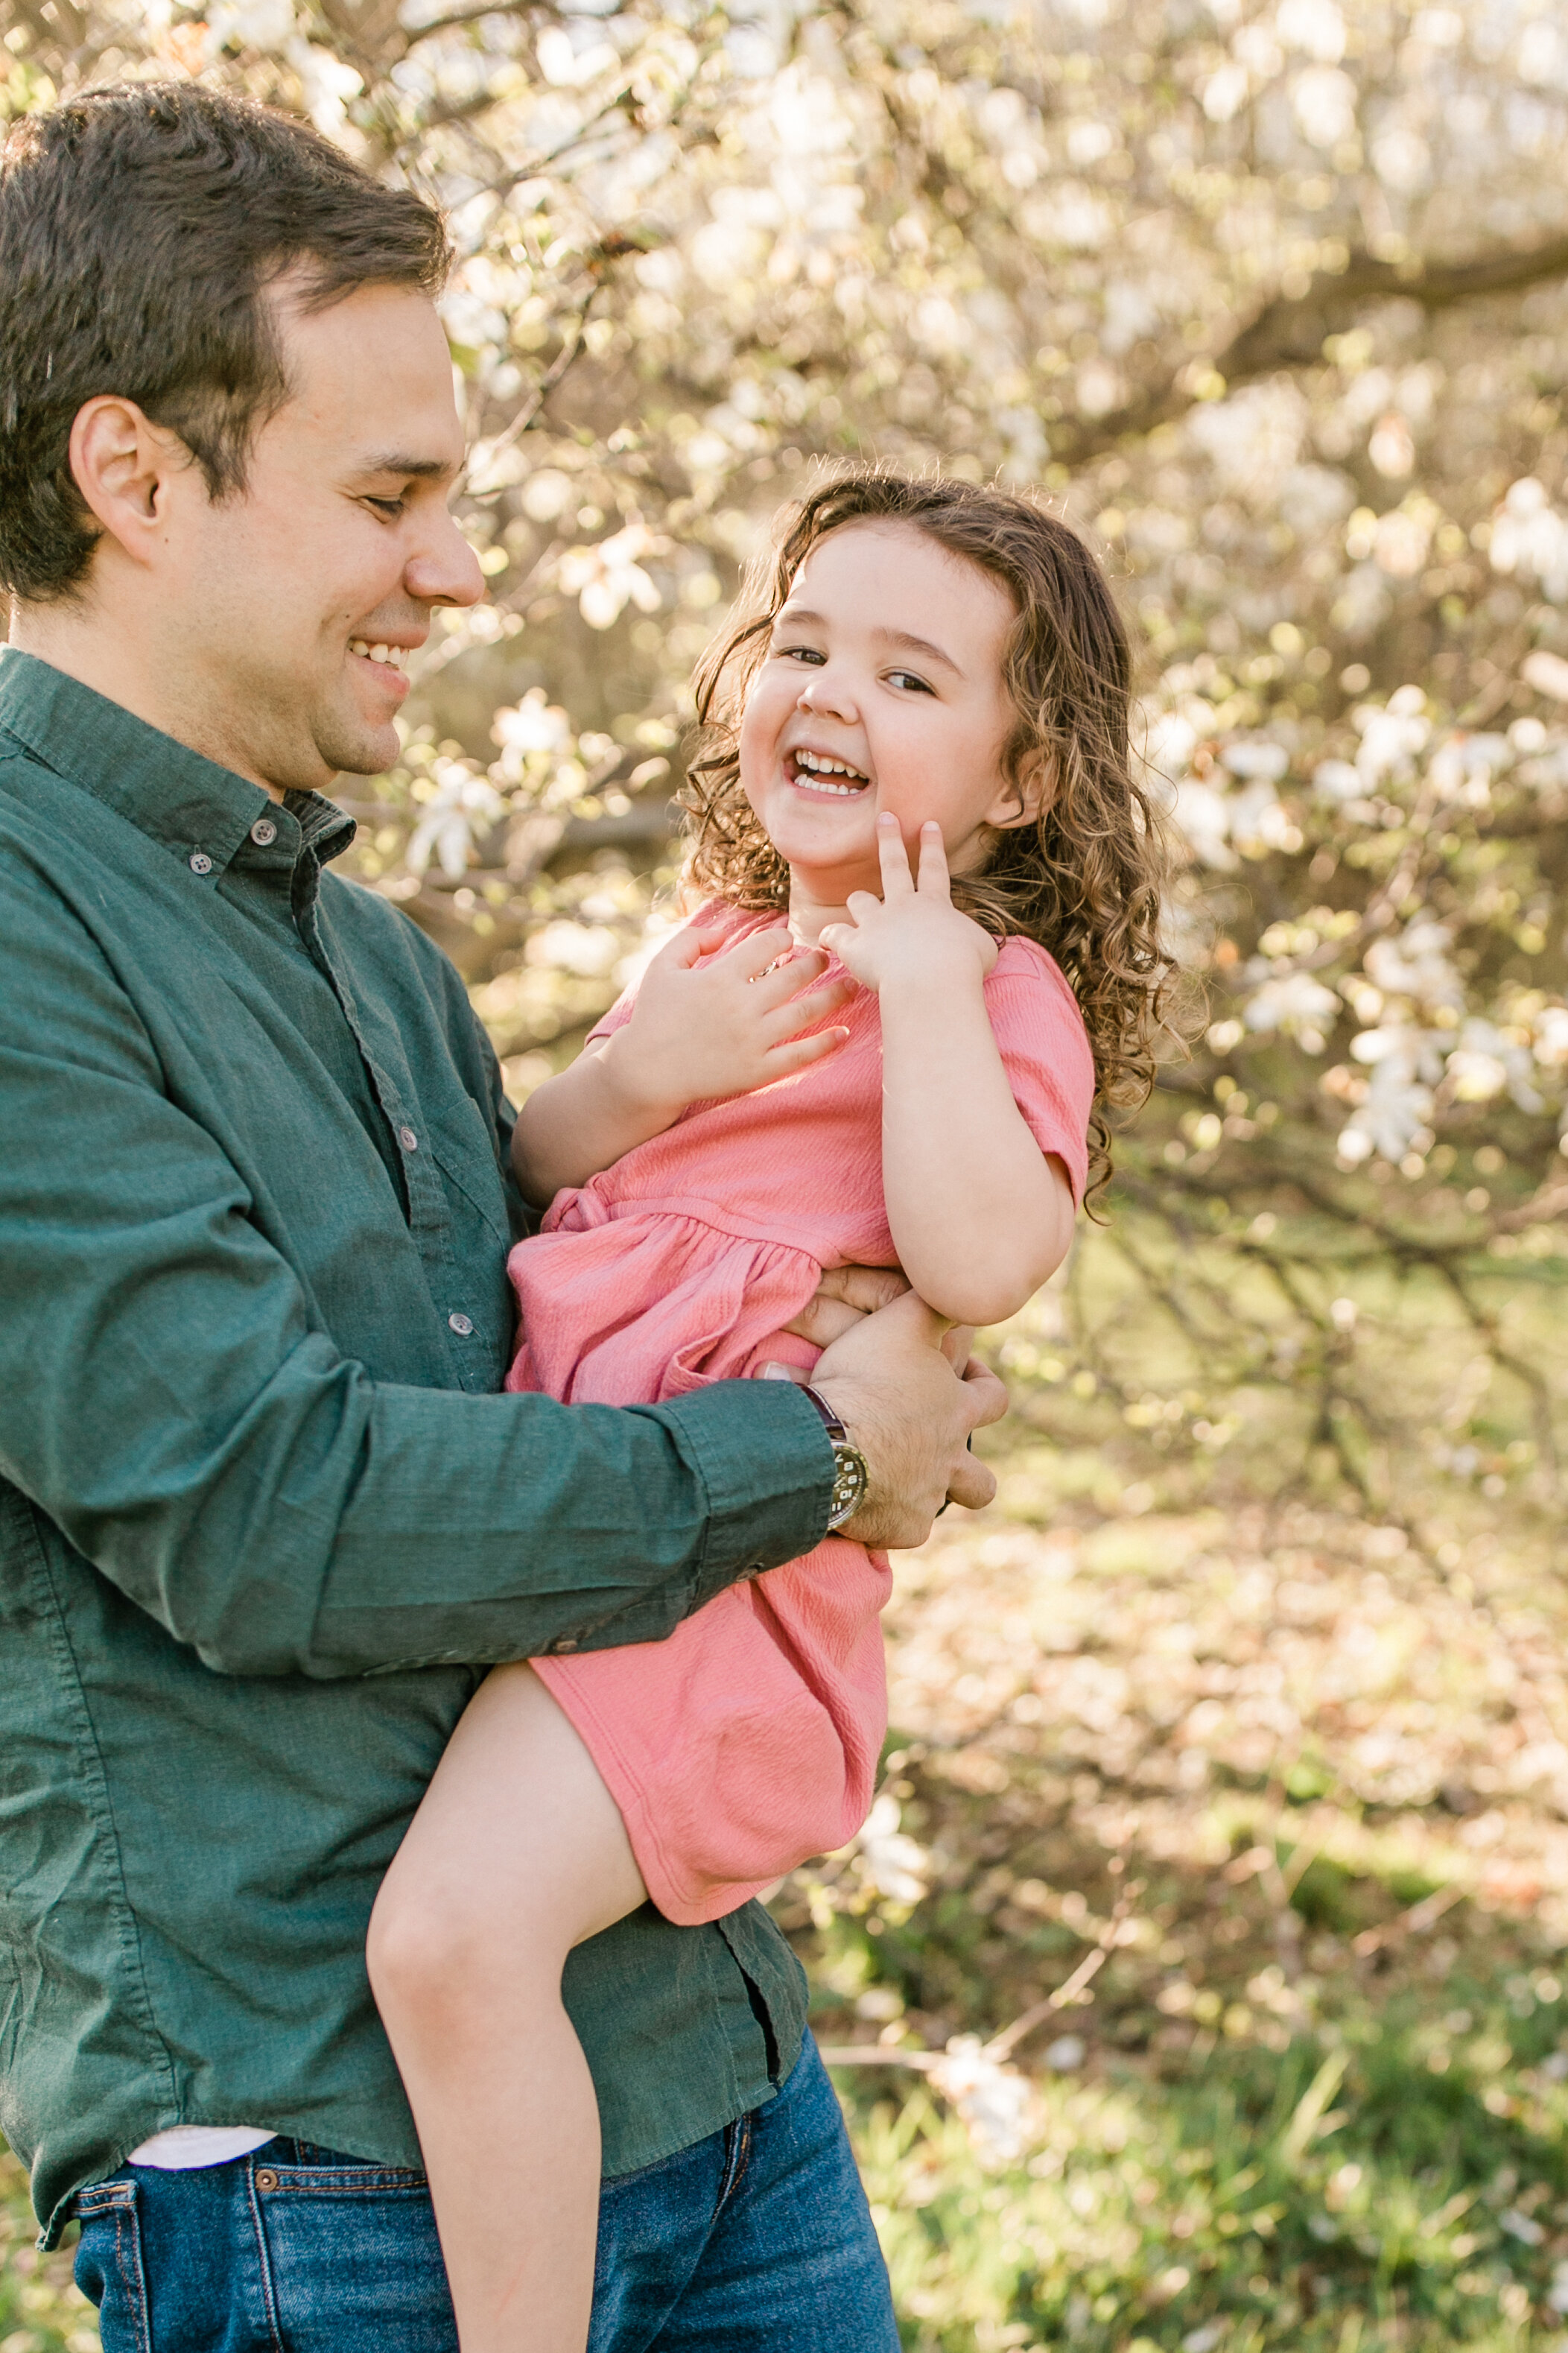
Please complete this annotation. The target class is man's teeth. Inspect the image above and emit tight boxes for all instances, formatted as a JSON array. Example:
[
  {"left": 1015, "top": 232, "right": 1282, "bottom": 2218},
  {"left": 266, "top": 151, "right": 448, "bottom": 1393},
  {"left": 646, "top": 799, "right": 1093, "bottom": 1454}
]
[
  {"left": 349, "top": 640, "right": 405, "bottom": 668},
  {"left": 795, "top": 749, "right": 866, "bottom": 793}
]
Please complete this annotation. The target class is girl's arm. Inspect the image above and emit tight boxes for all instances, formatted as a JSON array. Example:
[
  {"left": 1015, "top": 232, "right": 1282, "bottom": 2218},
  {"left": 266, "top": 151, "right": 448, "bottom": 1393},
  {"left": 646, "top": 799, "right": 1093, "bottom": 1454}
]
[
  {"left": 512, "top": 919, "right": 854, "bottom": 1206},
  {"left": 821, "top": 818, "right": 1076, "bottom": 1328}
]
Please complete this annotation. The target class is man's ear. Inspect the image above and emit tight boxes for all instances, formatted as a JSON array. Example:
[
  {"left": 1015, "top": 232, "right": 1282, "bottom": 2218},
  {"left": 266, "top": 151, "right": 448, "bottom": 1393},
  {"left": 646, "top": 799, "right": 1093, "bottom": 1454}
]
[
  {"left": 68, "top": 396, "right": 191, "bottom": 571},
  {"left": 984, "top": 749, "right": 1053, "bottom": 832}
]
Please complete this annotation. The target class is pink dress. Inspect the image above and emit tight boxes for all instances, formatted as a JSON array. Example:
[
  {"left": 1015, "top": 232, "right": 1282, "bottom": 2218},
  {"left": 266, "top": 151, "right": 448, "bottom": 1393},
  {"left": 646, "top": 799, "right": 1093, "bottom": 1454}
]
[{"left": 506, "top": 902, "right": 1094, "bottom": 1925}]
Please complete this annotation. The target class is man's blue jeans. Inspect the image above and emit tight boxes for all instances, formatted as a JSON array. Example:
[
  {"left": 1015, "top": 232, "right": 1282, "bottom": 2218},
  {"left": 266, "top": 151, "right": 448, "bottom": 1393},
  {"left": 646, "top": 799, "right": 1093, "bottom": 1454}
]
[{"left": 74, "top": 2035, "right": 898, "bottom": 2352}]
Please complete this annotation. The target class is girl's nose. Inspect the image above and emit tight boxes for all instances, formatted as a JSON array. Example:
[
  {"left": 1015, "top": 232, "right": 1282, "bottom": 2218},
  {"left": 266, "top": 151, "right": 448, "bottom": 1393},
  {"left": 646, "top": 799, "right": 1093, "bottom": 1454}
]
[{"left": 797, "top": 671, "right": 857, "bottom": 720}]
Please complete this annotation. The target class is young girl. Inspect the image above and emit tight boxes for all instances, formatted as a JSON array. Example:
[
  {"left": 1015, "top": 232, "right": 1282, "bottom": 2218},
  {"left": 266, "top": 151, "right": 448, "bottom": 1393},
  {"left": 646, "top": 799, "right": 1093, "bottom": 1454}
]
[{"left": 367, "top": 471, "right": 1171, "bottom": 2350}]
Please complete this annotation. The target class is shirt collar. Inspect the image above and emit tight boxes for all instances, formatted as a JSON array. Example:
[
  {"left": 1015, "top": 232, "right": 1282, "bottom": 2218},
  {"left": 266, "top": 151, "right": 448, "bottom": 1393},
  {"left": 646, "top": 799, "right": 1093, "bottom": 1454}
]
[{"left": 0, "top": 647, "right": 356, "bottom": 875}]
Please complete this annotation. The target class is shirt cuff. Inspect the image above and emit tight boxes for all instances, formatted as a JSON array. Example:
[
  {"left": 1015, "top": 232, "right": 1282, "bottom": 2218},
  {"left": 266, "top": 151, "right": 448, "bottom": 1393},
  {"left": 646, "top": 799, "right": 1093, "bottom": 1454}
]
[{"left": 652, "top": 1375, "right": 836, "bottom": 1602}]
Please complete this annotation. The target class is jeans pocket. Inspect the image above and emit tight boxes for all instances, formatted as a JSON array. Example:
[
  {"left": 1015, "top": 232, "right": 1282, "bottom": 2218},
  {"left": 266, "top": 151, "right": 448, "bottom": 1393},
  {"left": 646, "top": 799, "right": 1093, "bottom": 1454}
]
[{"left": 74, "top": 2179, "right": 151, "bottom": 2353}]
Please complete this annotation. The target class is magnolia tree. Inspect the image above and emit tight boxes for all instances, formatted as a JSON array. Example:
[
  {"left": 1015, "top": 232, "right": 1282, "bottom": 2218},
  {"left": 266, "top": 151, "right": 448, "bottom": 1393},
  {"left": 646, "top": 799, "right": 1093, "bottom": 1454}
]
[{"left": 10, "top": 0, "right": 1568, "bottom": 1548}]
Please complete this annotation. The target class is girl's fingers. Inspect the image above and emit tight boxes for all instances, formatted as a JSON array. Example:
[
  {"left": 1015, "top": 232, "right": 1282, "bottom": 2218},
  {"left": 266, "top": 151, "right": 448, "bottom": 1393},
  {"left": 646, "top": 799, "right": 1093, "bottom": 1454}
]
[
  {"left": 764, "top": 1027, "right": 851, "bottom": 1077},
  {"left": 916, "top": 820, "right": 952, "bottom": 898},
  {"left": 725, "top": 923, "right": 797, "bottom": 980},
  {"left": 658, "top": 922, "right": 728, "bottom": 970},
  {"left": 842, "top": 890, "right": 881, "bottom": 925},
  {"left": 876, "top": 811, "right": 915, "bottom": 896},
  {"left": 749, "top": 943, "right": 828, "bottom": 1009},
  {"left": 760, "top": 978, "right": 856, "bottom": 1040}
]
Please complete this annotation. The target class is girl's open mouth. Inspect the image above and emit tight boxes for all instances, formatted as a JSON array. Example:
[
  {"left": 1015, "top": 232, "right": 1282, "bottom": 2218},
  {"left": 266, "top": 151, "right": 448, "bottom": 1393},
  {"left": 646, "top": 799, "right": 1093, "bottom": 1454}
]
[{"left": 787, "top": 747, "right": 870, "bottom": 797}]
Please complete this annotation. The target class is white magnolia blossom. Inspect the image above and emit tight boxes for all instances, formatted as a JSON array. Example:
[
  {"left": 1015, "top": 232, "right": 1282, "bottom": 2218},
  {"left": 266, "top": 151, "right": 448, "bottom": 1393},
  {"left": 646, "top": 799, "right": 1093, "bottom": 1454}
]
[
  {"left": 1172, "top": 779, "right": 1237, "bottom": 870},
  {"left": 1446, "top": 1019, "right": 1543, "bottom": 1112},
  {"left": 203, "top": 0, "right": 293, "bottom": 54},
  {"left": 405, "top": 762, "right": 506, "bottom": 881},
  {"left": 1426, "top": 732, "right": 1512, "bottom": 805},
  {"left": 288, "top": 39, "right": 363, "bottom": 135},
  {"left": 525, "top": 920, "right": 620, "bottom": 977},
  {"left": 1491, "top": 478, "right": 1568, "bottom": 604},
  {"left": 854, "top": 1793, "right": 930, "bottom": 1905},
  {"left": 928, "top": 2036, "right": 1038, "bottom": 2167},
  {"left": 492, "top": 690, "right": 573, "bottom": 779},
  {"left": 1362, "top": 920, "right": 1464, "bottom": 1015},
  {"left": 1244, "top": 971, "right": 1339, "bottom": 1050},
  {"left": 1352, "top": 686, "right": 1430, "bottom": 788},
  {"left": 1291, "top": 64, "right": 1357, "bottom": 147},
  {"left": 1338, "top": 1027, "right": 1445, "bottom": 1165},
  {"left": 557, "top": 524, "right": 662, "bottom": 631},
  {"left": 1313, "top": 758, "right": 1364, "bottom": 804}
]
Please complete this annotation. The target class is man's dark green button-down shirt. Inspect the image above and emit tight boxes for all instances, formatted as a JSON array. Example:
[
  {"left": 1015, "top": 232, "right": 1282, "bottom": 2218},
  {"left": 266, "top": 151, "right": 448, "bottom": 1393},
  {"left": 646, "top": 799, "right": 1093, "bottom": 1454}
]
[{"left": 0, "top": 649, "right": 834, "bottom": 2246}]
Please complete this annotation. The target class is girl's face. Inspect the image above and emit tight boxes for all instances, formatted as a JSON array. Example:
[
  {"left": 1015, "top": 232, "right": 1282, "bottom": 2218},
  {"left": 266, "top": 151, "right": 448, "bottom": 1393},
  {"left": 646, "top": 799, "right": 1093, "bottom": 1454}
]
[{"left": 737, "top": 521, "right": 1035, "bottom": 907}]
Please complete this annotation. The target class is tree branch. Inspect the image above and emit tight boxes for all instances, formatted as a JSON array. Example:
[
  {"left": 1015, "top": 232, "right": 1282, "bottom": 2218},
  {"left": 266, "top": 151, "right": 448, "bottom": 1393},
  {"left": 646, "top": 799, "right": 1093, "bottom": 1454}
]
[{"left": 1050, "top": 229, "right": 1568, "bottom": 466}]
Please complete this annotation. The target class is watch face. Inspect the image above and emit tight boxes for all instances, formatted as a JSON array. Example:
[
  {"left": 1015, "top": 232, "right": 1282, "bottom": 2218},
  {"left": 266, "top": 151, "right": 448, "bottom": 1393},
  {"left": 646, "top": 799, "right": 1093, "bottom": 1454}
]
[{"left": 830, "top": 1442, "right": 869, "bottom": 1525}]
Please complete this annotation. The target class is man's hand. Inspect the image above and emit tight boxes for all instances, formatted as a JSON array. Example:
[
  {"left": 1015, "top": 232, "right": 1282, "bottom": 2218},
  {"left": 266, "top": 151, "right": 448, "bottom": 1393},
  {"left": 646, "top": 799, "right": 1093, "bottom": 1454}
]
[
  {"left": 803, "top": 1289, "right": 1007, "bottom": 1547},
  {"left": 600, "top": 922, "right": 853, "bottom": 1122},
  {"left": 781, "top": 1263, "right": 910, "bottom": 1349}
]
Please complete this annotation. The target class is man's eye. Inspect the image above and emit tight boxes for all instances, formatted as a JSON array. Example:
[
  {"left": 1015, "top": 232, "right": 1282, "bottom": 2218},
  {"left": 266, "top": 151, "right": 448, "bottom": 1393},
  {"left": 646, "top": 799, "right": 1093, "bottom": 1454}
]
[
  {"left": 888, "top": 669, "right": 933, "bottom": 694},
  {"left": 366, "top": 495, "right": 406, "bottom": 518}
]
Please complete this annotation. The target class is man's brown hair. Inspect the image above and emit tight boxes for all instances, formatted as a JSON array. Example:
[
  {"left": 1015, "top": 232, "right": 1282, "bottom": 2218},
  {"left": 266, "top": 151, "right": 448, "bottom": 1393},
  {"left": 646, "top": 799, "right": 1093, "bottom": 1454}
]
[
  {"left": 0, "top": 82, "right": 450, "bottom": 603},
  {"left": 682, "top": 469, "right": 1178, "bottom": 1210}
]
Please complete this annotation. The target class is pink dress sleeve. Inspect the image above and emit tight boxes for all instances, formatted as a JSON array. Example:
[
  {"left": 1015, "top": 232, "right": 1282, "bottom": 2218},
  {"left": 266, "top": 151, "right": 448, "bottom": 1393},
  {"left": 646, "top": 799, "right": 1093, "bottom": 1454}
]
[{"left": 985, "top": 937, "right": 1096, "bottom": 1206}]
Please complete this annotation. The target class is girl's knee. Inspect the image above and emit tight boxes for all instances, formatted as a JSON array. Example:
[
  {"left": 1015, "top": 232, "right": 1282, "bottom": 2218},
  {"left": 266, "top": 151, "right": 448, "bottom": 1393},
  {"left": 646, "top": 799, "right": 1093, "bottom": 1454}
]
[{"left": 366, "top": 1846, "right": 547, "bottom": 2025}]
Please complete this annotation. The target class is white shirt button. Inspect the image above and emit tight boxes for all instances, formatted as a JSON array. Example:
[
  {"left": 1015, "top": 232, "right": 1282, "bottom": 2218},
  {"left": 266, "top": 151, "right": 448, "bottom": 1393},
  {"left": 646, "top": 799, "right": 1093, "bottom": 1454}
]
[
  {"left": 188, "top": 852, "right": 213, "bottom": 876},
  {"left": 250, "top": 817, "right": 278, "bottom": 847},
  {"left": 397, "top": 1126, "right": 419, "bottom": 1152},
  {"left": 448, "top": 1311, "right": 474, "bottom": 1337}
]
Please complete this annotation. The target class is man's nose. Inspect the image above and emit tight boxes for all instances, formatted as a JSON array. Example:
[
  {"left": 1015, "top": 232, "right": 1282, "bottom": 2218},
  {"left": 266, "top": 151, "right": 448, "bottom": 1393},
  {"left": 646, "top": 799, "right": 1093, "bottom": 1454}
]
[{"left": 406, "top": 510, "right": 486, "bottom": 612}]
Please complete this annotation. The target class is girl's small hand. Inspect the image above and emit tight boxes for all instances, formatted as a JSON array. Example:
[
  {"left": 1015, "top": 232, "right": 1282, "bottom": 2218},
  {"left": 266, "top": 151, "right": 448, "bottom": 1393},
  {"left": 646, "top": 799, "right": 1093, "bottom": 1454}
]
[
  {"left": 819, "top": 817, "right": 998, "bottom": 995},
  {"left": 599, "top": 920, "right": 854, "bottom": 1121}
]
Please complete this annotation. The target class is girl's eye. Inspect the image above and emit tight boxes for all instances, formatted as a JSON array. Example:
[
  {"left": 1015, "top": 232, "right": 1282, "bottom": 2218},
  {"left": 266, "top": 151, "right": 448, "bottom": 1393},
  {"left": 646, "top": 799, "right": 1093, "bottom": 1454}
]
[
  {"left": 777, "top": 645, "right": 826, "bottom": 665},
  {"left": 888, "top": 669, "right": 933, "bottom": 694}
]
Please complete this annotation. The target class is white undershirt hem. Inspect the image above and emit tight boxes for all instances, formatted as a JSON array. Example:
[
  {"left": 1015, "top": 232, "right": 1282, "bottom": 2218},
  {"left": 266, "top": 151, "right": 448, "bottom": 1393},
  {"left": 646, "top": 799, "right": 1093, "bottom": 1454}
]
[{"left": 127, "top": 2124, "right": 277, "bottom": 2170}]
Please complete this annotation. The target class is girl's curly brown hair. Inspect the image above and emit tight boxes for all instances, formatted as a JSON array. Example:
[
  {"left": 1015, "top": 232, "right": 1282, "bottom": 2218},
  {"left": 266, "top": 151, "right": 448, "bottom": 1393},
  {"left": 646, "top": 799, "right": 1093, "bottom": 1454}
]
[{"left": 682, "top": 469, "right": 1176, "bottom": 1211}]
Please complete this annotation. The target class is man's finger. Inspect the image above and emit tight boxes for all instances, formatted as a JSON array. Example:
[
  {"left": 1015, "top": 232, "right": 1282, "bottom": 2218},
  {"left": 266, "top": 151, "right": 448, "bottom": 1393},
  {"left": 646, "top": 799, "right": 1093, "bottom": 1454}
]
[
  {"left": 944, "top": 1451, "right": 997, "bottom": 1512},
  {"left": 817, "top": 1264, "right": 911, "bottom": 1312},
  {"left": 958, "top": 1357, "right": 1009, "bottom": 1430},
  {"left": 876, "top": 811, "right": 915, "bottom": 896},
  {"left": 916, "top": 819, "right": 952, "bottom": 898}
]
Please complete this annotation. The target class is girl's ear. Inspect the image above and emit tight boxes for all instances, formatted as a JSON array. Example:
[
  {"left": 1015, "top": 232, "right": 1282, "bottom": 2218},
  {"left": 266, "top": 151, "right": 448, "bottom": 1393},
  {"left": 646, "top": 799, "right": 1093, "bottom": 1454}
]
[{"left": 984, "top": 750, "right": 1053, "bottom": 832}]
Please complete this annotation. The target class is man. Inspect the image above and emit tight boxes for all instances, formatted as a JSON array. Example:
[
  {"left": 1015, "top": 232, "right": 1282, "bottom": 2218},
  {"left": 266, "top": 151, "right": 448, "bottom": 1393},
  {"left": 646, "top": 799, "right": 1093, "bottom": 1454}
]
[{"left": 0, "top": 82, "right": 1003, "bottom": 2352}]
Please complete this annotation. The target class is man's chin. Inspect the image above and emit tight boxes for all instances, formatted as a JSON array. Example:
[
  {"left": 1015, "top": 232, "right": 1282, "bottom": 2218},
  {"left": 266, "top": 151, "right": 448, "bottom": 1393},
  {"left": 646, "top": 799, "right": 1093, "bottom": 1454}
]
[{"left": 312, "top": 713, "right": 401, "bottom": 782}]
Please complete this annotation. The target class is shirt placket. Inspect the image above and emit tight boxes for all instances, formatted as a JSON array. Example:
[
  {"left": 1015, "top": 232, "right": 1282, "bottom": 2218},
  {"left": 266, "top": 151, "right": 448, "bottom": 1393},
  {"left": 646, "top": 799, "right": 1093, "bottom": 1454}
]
[{"left": 287, "top": 826, "right": 489, "bottom": 1390}]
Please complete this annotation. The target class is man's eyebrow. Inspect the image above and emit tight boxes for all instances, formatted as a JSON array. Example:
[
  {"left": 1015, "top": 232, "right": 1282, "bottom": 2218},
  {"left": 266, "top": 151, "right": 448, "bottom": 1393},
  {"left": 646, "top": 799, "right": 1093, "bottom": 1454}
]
[
  {"left": 772, "top": 607, "right": 964, "bottom": 677},
  {"left": 355, "top": 452, "right": 456, "bottom": 481}
]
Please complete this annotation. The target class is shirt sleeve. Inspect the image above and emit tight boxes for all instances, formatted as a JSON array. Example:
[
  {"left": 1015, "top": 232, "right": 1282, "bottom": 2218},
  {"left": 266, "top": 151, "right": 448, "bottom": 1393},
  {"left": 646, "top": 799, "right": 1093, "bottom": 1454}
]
[
  {"left": 983, "top": 940, "right": 1096, "bottom": 1206},
  {"left": 0, "top": 861, "right": 832, "bottom": 1681}
]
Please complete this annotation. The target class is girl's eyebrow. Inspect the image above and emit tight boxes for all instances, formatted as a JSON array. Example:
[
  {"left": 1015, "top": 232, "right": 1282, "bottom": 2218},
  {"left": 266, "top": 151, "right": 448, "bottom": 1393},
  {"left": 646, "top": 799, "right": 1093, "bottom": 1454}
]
[{"left": 773, "top": 605, "right": 965, "bottom": 679}]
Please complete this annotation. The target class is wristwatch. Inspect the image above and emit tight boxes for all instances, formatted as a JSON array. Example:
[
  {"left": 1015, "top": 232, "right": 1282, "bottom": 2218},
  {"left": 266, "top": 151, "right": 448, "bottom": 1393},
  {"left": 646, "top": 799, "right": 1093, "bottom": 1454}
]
[{"left": 797, "top": 1384, "right": 871, "bottom": 1531}]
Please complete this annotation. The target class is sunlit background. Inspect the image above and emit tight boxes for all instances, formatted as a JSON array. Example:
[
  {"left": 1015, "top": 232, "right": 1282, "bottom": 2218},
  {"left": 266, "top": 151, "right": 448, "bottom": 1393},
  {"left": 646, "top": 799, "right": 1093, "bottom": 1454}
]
[{"left": 7, "top": 0, "right": 1568, "bottom": 2343}]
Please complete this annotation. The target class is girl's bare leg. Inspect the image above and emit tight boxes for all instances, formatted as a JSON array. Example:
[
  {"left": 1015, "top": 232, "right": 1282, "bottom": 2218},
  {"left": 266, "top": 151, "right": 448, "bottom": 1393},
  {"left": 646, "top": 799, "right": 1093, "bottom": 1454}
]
[{"left": 367, "top": 1663, "right": 647, "bottom": 2353}]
